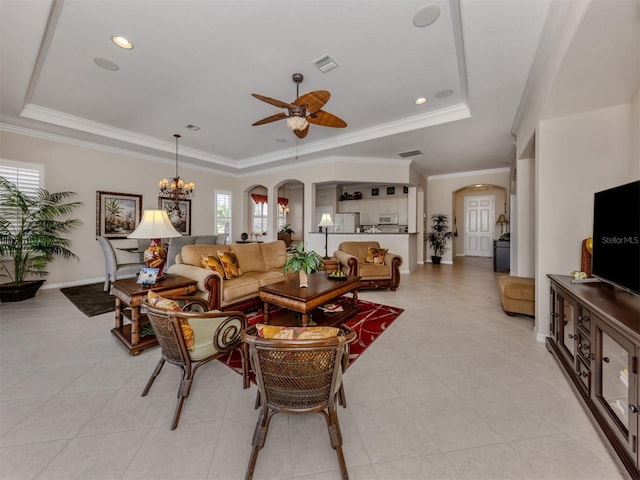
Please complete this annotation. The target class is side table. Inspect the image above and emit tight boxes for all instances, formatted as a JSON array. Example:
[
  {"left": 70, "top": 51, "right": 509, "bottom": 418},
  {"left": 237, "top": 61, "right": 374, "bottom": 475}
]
[
  {"left": 110, "top": 275, "right": 197, "bottom": 355},
  {"left": 322, "top": 257, "right": 340, "bottom": 274}
]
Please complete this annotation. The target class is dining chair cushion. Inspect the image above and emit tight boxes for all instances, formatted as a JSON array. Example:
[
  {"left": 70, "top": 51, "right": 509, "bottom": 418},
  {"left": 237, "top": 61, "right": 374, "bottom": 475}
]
[{"left": 255, "top": 324, "right": 340, "bottom": 340}]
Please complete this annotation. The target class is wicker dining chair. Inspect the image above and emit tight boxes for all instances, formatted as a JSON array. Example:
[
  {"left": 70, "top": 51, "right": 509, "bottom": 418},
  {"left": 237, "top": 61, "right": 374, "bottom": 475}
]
[
  {"left": 242, "top": 324, "right": 356, "bottom": 480},
  {"left": 141, "top": 297, "right": 249, "bottom": 430}
]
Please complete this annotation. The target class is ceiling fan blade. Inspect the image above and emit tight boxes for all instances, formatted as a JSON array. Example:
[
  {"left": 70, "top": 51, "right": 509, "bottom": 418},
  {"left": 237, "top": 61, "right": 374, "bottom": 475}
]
[
  {"left": 252, "top": 112, "right": 288, "bottom": 126},
  {"left": 251, "top": 93, "right": 296, "bottom": 109},
  {"left": 294, "top": 124, "right": 309, "bottom": 139},
  {"left": 295, "top": 90, "right": 330, "bottom": 113},
  {"left": 307, "top": 110, "right": 347, "bottom": 128}
]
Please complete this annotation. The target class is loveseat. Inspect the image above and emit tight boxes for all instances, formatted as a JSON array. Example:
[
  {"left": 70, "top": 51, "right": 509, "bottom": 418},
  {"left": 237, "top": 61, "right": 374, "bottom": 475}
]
[
  {"left": 167, "top": 240, "right": 288, "bottom": 311},
  {"left": 333, "top": 241, "right": 402, "bottom": 291}
]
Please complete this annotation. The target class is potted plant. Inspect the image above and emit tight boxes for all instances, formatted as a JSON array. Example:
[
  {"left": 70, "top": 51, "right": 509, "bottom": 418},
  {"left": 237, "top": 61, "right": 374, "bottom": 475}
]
[
  {"left": 425, "top": 213, "right": 452, "bottom": 265},
  {"left": 277, "top": 224, "right": 294, "bottom": 247},
  {"left": 0, "top": 177, "right": 83, "bottom": 302},
  {"left": 283, "top": 241, "right": 324, "bottom": 287}
]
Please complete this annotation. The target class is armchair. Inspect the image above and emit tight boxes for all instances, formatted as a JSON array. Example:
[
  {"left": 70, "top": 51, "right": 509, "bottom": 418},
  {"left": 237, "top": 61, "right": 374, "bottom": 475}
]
[
  {"left": 333, "top": 241, "right": 402, "bottom": 291},
  {"left": 141, "top": 295, "right": 248, "bottom": 430}
]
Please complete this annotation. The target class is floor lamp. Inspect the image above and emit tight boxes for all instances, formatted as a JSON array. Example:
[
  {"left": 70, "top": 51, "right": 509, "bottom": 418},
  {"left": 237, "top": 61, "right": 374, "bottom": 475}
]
[{"left": 318, "top": 213, "right": 334, "bottom": 259}]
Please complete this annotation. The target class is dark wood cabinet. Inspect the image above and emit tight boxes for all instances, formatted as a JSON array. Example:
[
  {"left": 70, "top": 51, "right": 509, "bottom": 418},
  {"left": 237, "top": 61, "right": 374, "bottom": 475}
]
[
  {"left": 547, "top": 275, "right": 640, "bottom": 479},
  {"left": 493, "top": 240, "right": 510, "bottom": 272}
]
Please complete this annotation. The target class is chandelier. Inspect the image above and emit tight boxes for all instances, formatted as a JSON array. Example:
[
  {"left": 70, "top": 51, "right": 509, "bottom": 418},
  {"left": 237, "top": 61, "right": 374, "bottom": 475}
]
[{"left": 159, "top": 134, "right": 195, "bottom": 205}]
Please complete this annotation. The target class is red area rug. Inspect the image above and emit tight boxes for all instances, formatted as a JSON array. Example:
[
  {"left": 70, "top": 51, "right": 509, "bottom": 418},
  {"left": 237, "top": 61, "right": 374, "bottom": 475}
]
[{"left": 217, "top": 298, "right": 404, "bottom": 378}]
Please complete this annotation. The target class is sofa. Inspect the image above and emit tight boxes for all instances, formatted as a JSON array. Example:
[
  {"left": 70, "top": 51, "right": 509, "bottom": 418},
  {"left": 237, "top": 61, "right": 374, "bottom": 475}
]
[
  {"left": 164, "top": 234, "right": 227, "bottom": 272},
  {"left": 333, "top": 241, "right": 402, "bottom": 291},
  {"left": 167, "top": 240, "right": 288, "bottom": 311}
]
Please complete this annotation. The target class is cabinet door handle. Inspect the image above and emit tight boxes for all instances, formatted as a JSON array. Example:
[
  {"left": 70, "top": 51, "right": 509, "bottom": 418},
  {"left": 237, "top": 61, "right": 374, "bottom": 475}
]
[
  {"left": 568, "top": 334, "right": 575, "bottom": 339},
  {"left": 630, "top": 404, "right": 638, "bottom": 414},
  {"left": 603, "top": 357, "right": 610, "bottom": 363}
]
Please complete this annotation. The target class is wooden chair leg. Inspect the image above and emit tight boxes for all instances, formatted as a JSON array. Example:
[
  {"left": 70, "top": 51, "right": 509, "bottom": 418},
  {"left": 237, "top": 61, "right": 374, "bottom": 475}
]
[
  {"left": 246, "top": 407, "right": 272, "bottom": 480},
  {"left": 170, "top": 375, "right": 193, "bottom": 430},
  {"left": 141, "top": 358, "right": 165, "bottom": 396}
]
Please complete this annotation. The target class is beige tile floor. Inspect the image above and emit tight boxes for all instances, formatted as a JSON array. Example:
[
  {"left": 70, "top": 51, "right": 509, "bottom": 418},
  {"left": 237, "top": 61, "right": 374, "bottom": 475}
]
[{"left": 0, "top": 257, "right": 628, "bottom": 480}]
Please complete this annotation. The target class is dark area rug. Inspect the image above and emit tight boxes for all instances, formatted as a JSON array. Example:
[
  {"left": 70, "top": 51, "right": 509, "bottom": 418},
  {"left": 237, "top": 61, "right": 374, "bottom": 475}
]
[{"left": 60, "top": 282, "right": 114, "bottom": 317}]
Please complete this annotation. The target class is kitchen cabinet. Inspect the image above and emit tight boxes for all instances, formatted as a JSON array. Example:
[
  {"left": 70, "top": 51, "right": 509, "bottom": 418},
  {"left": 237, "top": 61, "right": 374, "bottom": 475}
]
[{"left": 398, "top": 197, "right": 408, "bottom": 225}]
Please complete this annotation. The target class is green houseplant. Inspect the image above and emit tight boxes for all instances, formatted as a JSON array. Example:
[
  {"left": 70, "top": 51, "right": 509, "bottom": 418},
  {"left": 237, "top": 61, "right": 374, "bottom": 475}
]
[
  {"left": 0, "top": 177, "right": 83, "bottom": 301},
  {"left": 283, "top": 241, "right": 324, "bottom": 287},
  {"left": 425, "top": 213, "right": 453, "bottom": 265}
]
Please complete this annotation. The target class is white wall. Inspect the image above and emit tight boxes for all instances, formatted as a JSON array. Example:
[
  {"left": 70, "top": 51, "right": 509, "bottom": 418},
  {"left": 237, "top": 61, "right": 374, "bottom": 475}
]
[
  {"left": 515, "top": 157, "right": 535, "bottom": 277},
  {"left": 535, "top": 100, "right": 639, "bottom": 340},
  {"left": 0, "top": 131, "right": 240, "bottom": 287}
]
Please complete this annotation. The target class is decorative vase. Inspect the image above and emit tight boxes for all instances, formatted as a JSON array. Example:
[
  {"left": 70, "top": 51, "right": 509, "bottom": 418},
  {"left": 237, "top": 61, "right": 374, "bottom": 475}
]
[
  {"left": 299, "top": 270, "right": 309, "bottom": 288},
  {"left": 143, "top": 238, "right": 167, "bottom": 278}
]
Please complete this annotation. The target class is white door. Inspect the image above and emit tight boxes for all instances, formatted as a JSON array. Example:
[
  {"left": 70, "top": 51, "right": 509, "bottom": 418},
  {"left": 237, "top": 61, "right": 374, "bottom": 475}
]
[{"left": 465, "top": 196, "right": 494, "bottom": 257}]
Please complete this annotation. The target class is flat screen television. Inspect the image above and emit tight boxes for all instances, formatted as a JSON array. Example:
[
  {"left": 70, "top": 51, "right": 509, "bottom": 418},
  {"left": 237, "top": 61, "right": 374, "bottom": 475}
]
[{"left": 592, "top": 180, "right": 640, "bottom": 295}]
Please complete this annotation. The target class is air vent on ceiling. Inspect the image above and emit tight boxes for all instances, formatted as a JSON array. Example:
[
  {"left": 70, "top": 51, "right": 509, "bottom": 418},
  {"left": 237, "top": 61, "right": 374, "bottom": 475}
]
[
  {"left": 398, "top": 150, "right": 423, "bottom": 158},
  {"left": 185, "top": 124, "right": 201, "bottom": 131},
  {"left": 312, "top": 54, "right": 339, "bottom": 73}
]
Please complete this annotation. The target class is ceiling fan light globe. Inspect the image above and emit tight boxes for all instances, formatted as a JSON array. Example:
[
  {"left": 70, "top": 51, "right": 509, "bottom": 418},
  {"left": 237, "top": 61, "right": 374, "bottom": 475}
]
[{"left": 286, "top": 116, "right": 309, "bottom": 132}]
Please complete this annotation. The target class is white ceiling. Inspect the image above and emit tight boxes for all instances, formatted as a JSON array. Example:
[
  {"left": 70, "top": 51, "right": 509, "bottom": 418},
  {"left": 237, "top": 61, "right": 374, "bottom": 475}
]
[{"left": 0, "top": 0, "right": 635, "bottom": 177}]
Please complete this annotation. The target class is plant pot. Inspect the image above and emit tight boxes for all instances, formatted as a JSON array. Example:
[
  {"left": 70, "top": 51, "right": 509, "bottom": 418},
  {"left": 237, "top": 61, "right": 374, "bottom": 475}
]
[
  {"left": 299, "top": 270, "right": 309, "bottom": 288},
  {"left": 0, "top": 280, "right": 46, "bottom": 302},
  {"left": 431, "top": 256, "right": 442, "bottom": 265}
]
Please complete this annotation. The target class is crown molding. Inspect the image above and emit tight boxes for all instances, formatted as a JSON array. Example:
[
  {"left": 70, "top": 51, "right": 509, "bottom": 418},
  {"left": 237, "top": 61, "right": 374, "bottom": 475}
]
[{"left": 427, "top": 166, "right": 509, "bottom": 181}]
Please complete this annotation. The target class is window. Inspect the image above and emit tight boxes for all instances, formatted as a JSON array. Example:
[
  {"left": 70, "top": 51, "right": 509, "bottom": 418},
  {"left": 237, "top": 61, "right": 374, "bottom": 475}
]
[
  {"left": 0, "top": 160, "right": 44, "bottom": 193},
  {"left": 252, "top": 200, "right": 268, "bottom": 235},
  {"left": 215, "top": 191, "right": 232, "bottom": 236}
]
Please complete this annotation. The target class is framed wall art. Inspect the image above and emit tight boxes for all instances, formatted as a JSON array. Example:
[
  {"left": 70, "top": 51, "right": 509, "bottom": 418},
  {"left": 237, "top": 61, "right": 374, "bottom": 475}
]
[
  {"left": 387, "top": 186, "right": 395, "bottom": 195},
  {"left": 371, "top": 188, "right": 379, "bottom": 196},
  {"left": 159, "top": 197, "right": 191, "bottom": 235},
  {"left": 96, "top": 191, "right": 142, "bottom": 238}
]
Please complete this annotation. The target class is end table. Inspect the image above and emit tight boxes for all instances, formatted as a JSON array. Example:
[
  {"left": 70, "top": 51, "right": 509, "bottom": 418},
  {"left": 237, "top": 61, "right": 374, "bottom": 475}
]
[{"left": 110, "top": 275, "right": 197, "bottom": 355}]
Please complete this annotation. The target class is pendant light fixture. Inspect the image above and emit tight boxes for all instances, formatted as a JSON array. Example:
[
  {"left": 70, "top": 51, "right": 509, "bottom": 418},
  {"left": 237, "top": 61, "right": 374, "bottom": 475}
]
[{"left": 159, "top": 134, "right": 195, "bottom": 207}]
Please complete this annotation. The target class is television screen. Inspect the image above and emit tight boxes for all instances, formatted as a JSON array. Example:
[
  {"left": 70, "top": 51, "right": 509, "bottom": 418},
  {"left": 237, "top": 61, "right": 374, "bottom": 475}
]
[{"left": 592, "top": 180, "right": 640, "bottom": 295}]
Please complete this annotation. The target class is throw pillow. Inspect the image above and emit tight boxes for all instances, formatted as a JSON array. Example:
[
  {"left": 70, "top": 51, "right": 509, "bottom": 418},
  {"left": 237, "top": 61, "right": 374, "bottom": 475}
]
[
  {"left": 255, "top": 324, "right": 340, "bottom": 340},
  {"left": 147, "top": 291, "right": 194, "bottom": 351},
  {"left": 200, "top": 254, "right": 225, "bottom": 278},
  {"left": 218, "top": 250, "right": 243, "bottom": 279},
  {"left": 364, "top": 247, "right": 388, "bottom": 264}
]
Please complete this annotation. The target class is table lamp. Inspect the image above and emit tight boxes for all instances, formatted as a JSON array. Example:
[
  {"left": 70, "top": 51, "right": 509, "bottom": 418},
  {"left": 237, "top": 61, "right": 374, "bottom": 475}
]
[
  {"left": 318, "top": 213, "right": 334, "bottom": 259},
  {"left": 128, "top": 210, "right": 182, "bottom": 278}
]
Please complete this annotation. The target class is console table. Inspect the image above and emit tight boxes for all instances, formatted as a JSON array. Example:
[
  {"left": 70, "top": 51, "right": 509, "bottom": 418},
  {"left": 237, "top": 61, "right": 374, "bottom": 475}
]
[
  {"left": 546, "top": 274, "right": 640, "bottom": 479},
  {"left": 110, "top": 275, "right": 197, "bottom": 355}
]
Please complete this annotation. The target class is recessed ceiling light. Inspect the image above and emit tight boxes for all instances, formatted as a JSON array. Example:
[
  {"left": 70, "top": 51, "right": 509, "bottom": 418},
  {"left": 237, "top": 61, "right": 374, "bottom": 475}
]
[
  {"left": 413, "top": 5, "right": 441, "bottom": 28},
  {"left": 414, "top": 97, "right": 427, "bottom": 105},
  {"left": 435, "top": 89, "right": 454, "bottom": 99},
  {"left": 93, "top": 57, "right": 119, "bottom": 71},
  {"left": 111, "top": 36, "right": 133, "bottom": 50}
]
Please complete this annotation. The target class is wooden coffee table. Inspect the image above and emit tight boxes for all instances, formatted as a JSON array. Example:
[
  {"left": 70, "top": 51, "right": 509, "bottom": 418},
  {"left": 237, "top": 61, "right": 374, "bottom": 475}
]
[
  {"left": 110, "top": 275, "right": 197, "bottom": 355},
  {"left": 259, "top": 272, "right": 361, "bottom": 327}
]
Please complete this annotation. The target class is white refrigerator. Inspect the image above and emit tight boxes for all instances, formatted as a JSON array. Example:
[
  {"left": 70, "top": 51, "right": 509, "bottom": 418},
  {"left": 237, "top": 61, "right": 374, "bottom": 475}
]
[{"left": 334, "top": 213, "right": 360, "bottom": 233}]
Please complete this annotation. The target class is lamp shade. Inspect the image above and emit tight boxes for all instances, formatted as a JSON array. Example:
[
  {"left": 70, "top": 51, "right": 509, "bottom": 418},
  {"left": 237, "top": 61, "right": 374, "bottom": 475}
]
[
  {"left": 318, "top": 213, "right": 334, "bottom": 228},
  {"left": 128, "top": 210, "right": 182, "bottom": 239},
  {"left": 496, "top": 213, "right": 508, "bottom": 225}
]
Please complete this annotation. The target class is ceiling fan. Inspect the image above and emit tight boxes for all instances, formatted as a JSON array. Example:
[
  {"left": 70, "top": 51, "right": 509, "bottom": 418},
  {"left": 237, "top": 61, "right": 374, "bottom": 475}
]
[{"left": 251, "top": 73, "right": 347, "bottom": 139}]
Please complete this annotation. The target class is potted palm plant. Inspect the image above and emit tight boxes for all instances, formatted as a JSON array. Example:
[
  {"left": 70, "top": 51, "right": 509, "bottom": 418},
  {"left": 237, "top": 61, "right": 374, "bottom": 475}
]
[
  {"left": 425, "top": 213, "right": 453, "bottom": 265},
  {"left": 283, "top": 241, "right": 324, "bottom": 287},
  {"left": 0, "top": 177, "right": 83, "bottom": 302}
]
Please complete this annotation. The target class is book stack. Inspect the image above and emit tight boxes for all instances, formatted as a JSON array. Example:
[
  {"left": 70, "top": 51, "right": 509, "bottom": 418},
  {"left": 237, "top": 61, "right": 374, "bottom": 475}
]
[{"left": 320, "top": 303, "right": 344, "bottom": 313}]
